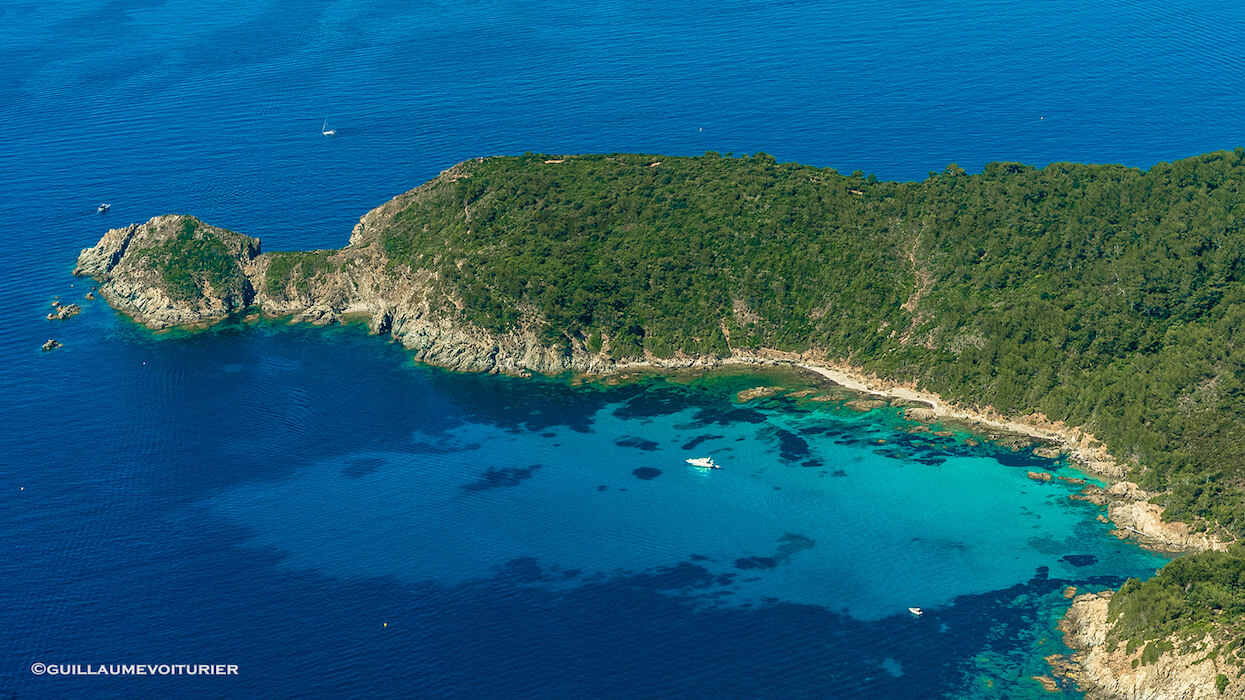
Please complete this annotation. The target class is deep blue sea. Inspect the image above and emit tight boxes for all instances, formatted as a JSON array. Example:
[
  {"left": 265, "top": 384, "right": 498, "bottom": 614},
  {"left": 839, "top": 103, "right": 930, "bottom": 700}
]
[{"left": 3, "top": 1, "right": 1241, "bottom": 697}]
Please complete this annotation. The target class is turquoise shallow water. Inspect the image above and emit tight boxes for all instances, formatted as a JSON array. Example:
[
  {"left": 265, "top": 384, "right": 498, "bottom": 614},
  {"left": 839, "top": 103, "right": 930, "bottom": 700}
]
[
  {"left": 4, "top": 0, "right": 1234, "bottom": 696},
  {"left": 208, "top": 375, "right": 1162, "bottom": 621}
]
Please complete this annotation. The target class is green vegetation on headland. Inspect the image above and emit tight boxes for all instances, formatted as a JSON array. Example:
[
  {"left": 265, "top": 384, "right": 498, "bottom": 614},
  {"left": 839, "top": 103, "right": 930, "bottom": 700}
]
[
  {"left": 135, "top": 217, "right": 253, "bottom": 303},
  {"left": 265, "top": 250, "right": 336, "bottom": 296},
  {"left": 1109, "top": 547, "right": 1245, "bottom": 665},
  {"left": 381, "top": 151, "right": 913, "bottom": 358}
]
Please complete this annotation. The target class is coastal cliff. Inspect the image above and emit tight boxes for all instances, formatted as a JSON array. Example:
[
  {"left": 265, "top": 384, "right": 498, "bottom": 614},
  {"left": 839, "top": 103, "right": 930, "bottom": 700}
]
[{"left": 1053, "top": 591, "right": 1245, "bottom": 699}]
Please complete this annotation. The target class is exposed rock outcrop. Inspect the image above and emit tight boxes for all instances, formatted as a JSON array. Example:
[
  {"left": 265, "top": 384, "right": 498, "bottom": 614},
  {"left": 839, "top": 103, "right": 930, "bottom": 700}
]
[
  {"left": 737, "top": 386, "right": 782, "bottom": 402},
  {"left": 1052, "top": 591, "right": 1245, "bottom": 699},
  {"left": 1073, "top": 482, "right": 1233, "bottom": 554},
  {"left": 75, "top": 215, "right": 260, "bottom": 329},
  {"left": 46, "top": 303, "right": 81, "bottom": 320}
]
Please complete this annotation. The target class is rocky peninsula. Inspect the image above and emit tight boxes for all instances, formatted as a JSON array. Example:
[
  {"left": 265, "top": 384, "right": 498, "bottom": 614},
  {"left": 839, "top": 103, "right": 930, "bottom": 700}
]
[
  {"left": 75, "top": 162, "right": 596, "bottom": 375},
  {"left": 74, "top": 152, "right": 1245, "bottom": 697}
]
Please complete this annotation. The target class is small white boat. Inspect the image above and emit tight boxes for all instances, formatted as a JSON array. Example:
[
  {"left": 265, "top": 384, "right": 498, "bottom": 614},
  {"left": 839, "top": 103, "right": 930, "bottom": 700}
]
[
  {"left": 686, "top": 457, "right": 720, "bottom": 469},
  {"left": 97, "top": 203, "right": 110, "bottom": 213},
  {"left": 908, "top": 607, "right": 923, "bottom": 616},
  {"left": 322, "top": 118, "right": 336, "bottom": 136}
]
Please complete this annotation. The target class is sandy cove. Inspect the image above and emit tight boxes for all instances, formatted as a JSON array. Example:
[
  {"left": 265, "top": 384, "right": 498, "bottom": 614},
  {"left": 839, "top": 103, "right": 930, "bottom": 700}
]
[
  {"left": 671, "top": 349, "right": 1232, "bottom": 555},
  {"left": 581, "top": 344, "right": 1226, "bottom": 554},
  {"left": 785, "top": 359, "right": 1233, "bottom": 555}
]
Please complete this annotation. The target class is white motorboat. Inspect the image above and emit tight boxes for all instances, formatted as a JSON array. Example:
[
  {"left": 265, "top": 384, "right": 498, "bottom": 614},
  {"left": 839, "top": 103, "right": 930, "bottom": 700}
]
[
  {"left": 686, "top": 457, "right": 720, "bottom": 469},
  {"left": 908, "top": 607, "right": 923, "bottom": 616}
]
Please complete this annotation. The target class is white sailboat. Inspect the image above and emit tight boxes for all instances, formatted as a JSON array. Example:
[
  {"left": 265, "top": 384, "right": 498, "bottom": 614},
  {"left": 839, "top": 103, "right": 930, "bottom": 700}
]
[{"left": 322, "top": 118, "right": 336, "bottom": 136}]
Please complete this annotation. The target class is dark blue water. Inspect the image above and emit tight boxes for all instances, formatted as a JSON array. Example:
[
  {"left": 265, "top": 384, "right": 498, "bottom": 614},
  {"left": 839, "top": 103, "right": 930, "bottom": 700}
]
[{"left": 3, "top": 1, "right": 1234, "bottom": 697}]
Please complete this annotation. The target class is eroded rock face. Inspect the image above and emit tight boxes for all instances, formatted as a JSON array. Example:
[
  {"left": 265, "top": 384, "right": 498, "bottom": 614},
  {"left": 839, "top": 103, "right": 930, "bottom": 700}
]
[
  {"left": 1070, "top": 481, "right": 1234, "bottom": 554},
  {"left": 1107, "top": 497, "right": 1230, "bottom": 554},
  {"left": 73, "top": 223, "right": 140, "bottom": 278},
  {"left": 1053, "top": 591, "right": 1245, "bottom": 699}
]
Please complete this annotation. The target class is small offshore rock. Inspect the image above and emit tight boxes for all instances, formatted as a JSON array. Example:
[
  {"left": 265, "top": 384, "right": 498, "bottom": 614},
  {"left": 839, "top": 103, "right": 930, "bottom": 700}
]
[
  {"left": 994, "top": 433, "right": 1033, "bottom": 451},
  {"left": 1063, "top": 586, "right": 1078, "bottom": 599},
  {"left": 41, "top": 339, "right": 62, "bottom": 351},
  {"left": 1057, "top": 475, "right": 1086, "bottom": 485},
  {"left": 1033, "top": 445, "right": 1062, "bottom": 459},
  {"left": 905, "top": 406, "right": 937, "bottom": 422},
  {"left": 84, "top": 291, "right": 95, "bottom": 300},
  {"left": 1027, "top": 471, "right": 1053, "bottom": 482},
  {"left": 1030, "top": 675, "right": 1059, "bottom": 693},
  {"left": 46, "top": 303, "right": 81, "bottom": 320},
  {"left": 737, "top": 386, "right": 781, "bottom": 402},
  {"left": 1073, "top": 484, "right": 1110, "bottom": 505}
]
